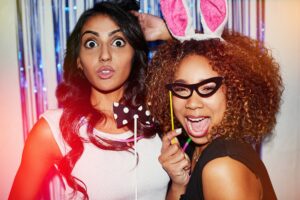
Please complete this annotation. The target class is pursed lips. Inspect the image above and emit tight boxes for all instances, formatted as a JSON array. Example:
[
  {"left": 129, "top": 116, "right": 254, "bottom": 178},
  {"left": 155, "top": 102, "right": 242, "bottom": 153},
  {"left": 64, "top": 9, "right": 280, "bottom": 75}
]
[{"left": 96, "top": 65, "right": 115, "bottom": 79}]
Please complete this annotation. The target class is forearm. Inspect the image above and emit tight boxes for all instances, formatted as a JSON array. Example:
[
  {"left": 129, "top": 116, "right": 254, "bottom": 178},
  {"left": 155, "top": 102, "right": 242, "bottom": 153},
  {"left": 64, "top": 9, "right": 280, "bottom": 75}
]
[
  {"left": 166, "top": 182, "right": 186, "bottom": 200},
  {"left": 157, "top": 22, "right": 172, "bottom": 41}
]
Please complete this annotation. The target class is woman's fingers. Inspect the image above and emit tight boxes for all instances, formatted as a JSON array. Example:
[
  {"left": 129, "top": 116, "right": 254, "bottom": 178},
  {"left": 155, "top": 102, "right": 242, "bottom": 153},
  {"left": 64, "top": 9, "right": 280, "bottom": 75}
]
[
  {"left": 160, "top": 150, "right": 191, "bottom": 185},
  {"left": 161, "top": 128, "right": 182, "bottom": 152},
  {"left": 159, "top": 144, "right": 182, "bottom": 164},
  {"left": 159, "top": 128, "right": 191, "bottom": 185}
]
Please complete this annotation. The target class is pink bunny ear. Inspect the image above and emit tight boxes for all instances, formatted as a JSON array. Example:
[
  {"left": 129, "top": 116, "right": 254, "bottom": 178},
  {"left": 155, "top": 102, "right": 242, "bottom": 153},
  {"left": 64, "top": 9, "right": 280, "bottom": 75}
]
[
  {"left": 160, "top": 0, "right": 194, "bottom": 37},
  {"left": 160, "top": 0, "right": 228, "bottom": 42},
  {"left": 200, "top": 0, "right": 228, "bottom": 37}
]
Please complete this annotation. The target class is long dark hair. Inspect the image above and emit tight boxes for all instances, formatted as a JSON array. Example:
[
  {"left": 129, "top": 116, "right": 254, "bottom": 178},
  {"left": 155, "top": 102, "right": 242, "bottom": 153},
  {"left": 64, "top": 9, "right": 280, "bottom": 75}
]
[{"left": 55, "top": 1, "right": 154, "bottom": 198}]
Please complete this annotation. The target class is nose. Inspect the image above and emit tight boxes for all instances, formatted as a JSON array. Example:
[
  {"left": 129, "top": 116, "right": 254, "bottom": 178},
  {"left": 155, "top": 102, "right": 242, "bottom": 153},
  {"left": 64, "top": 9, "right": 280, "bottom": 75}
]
[
  {"left": 99, "top": 44, "right": 111, "bottom": 62},
  {"left": 185, "top": 91, "right": 204, "bottom": 110}
]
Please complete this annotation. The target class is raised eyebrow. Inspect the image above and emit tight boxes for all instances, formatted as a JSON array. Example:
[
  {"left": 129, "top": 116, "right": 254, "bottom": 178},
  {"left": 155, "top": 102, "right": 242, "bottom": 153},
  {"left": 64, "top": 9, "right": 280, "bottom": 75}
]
[
  {"left": 81, "top": 30, "right": 99, "bottom": 39},
  {"left": 80, "top": 29, "right": 122, "bottom": 39},
  {"left": 108, "top": 29, "right": 122, "bottom": 36}
]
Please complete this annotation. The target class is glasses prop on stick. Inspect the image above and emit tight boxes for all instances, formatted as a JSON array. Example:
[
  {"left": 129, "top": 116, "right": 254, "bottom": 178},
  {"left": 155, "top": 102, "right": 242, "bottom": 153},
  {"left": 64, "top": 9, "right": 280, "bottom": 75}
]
[
  {"left": 169, "top": 91, "right": 178, "bottom": 144},
  {"left": 169, "top": 91, "right": 192, "bottom": 151}
]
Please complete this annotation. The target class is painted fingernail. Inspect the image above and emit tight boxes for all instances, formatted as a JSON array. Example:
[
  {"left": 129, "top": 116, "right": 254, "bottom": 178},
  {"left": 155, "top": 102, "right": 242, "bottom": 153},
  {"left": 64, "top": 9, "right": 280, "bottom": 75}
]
[{"left": 175, "top": 128, "right": 182, "bottom": 134}]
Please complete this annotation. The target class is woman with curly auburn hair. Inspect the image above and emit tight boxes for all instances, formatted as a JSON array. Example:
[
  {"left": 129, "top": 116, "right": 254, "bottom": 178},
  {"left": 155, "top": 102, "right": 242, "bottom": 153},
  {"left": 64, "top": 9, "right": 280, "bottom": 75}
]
[
  {"left": 146, "top": 30, "right": 283, "bottom": 200},
  {"left": 9, "top": 1, "right": 171, "bottom": 199}
]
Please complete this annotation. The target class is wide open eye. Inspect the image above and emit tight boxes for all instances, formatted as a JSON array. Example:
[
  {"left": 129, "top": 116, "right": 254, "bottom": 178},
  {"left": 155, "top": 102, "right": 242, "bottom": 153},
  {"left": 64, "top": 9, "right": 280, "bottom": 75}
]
[
  {"left": 84, "top": 40, "right": 98, "bottom": 48},
  {"left": 112, "top": 38, "right": 126, "bottom": 47}
]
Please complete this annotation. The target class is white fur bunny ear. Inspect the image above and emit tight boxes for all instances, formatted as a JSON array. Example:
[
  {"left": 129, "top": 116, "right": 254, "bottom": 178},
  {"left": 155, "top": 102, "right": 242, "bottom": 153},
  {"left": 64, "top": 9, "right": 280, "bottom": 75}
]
[
  {"left": 200, "top": 0, "right": 228, "bottom": 38},
  {"left": 160, "top": 0, "right": 195, "bottom": 41}
]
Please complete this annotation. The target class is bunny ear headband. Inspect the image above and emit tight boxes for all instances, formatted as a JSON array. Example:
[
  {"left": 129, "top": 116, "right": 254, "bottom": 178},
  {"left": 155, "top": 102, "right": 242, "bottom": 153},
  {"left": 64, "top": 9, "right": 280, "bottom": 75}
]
[{"left": 160, "top": 0, "right": 228, "bottom": 42}]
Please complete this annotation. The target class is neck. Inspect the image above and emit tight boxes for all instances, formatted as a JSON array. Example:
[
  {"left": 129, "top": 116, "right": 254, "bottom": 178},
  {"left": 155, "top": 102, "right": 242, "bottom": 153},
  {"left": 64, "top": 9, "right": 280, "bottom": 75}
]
[
  {"left": 90, "top": 87, "right": 124, "bottom": 113},
  {"left": 191, "top": 143, "right": 210, "bottom": 171}
]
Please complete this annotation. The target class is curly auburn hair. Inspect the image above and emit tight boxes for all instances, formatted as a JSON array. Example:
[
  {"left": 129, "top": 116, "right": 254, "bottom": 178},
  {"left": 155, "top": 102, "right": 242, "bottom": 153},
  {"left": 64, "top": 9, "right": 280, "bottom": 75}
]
[{"left": 146, "top": 30, "right": 283, "bottom": 144}]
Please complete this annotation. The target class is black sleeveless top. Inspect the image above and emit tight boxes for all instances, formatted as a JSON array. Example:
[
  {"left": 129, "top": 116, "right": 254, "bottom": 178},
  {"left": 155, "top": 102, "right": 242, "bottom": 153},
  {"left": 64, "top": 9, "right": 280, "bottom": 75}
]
[{"left": 180, "top": 137, "right": 277, "bottom": 200}]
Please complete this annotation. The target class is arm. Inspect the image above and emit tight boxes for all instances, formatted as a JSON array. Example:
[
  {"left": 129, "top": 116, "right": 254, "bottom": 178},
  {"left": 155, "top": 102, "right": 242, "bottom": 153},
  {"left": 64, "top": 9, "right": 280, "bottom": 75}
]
[
  {"left": 202, "top": 156, "right": 263, "bottom": 200},
  {"left": 158, "top": 129, "right": 190, "bottom": 200},
  {"left": 131, "top": 11, "right": 172, "bottom": 41},
  {"left": 9, "top": 118, "right": 62, "bottom": 200}
]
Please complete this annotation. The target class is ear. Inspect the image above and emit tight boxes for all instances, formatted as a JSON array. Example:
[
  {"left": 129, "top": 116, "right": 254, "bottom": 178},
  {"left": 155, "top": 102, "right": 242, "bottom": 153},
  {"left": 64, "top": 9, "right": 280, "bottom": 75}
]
[
  {"left": 77, "top": 57, "right": 82, "bottom": 70},
  {"left": 199, "top": 0, "right": 228, "bottom": 37},
  {"left": 160, "top": 0, "right": 194, "bottom": 38}
]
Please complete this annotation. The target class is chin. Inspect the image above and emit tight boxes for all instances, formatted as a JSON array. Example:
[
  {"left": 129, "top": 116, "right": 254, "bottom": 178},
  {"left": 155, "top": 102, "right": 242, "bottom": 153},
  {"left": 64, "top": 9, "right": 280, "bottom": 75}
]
[
  {"left": 192, "top": 136, "right": 210, "bottom": 145},
  {"left": 185, "top": 129, "right": 211, "bottom": 146},
  {"left": 93, "top": 84, "right": 125, "bottom": 94}
]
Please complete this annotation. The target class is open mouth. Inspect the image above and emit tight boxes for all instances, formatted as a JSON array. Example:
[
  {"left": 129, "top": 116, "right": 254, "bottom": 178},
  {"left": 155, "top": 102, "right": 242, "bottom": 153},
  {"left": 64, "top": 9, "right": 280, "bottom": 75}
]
[
  {"left": 97, "top": 66, "right": 115, "bottom": 79},
  {"left": 185, "top": 116, "right": 210, "bottom": 137}
]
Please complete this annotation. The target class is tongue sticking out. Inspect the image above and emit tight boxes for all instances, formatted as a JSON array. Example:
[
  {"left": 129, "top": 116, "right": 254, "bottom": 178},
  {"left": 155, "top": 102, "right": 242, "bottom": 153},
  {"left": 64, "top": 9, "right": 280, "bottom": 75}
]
[{"left": 187, "top": 118, "right": 210, "bottom": 137}]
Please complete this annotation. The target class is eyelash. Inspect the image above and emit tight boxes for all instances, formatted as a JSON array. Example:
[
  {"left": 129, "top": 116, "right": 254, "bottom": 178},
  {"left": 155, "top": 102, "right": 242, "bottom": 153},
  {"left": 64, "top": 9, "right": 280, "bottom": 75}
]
[
  {"left": 112, "top": 38, "right": 126, "bottom": 47},
  {"left": 84, "top": 39, "right": 98, "bottom": 48},
  {"left": 83, "top": 38, "right": 126, "bottom": 49},
  {"left": 203, "top": 86, "right": 215, "bottom": 90}
]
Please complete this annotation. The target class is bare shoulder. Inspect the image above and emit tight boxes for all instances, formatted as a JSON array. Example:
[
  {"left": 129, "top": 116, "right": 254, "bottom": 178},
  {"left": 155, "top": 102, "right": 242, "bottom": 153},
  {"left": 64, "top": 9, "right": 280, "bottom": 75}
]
[
  {"left": 202, "top": 156, "right": 262, "bottom": 200},
  {"left": 24, "top": 118, "right": 62, "bottom": 162},
  {"left": 9, "top": 118, "right": 62, "bottom": 199}
]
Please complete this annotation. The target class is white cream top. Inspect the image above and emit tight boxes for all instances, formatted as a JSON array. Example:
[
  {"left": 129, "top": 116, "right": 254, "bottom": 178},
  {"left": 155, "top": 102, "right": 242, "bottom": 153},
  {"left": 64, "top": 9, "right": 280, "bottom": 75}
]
[{"left": 41, "top": 109, "right": 169, "bottom": 200}]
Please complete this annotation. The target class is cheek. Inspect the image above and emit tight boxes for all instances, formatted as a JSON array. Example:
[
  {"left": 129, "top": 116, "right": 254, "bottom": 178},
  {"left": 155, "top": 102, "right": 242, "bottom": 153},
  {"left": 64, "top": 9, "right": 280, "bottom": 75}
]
[
  {"left": 79, "top": 55, "right": 97, "bottom": 71},
  {"left": 117, "top": 53, "right": 134, "bottom": 72},
  {"left": 212, "top": 93, "right": 227, "bottom": 122},
  {"left": 118, "top": 65, "right": 132, "bottom": 82},
  {"left": 116, "top": 47, "right": 134, "bottom": 62},
  {"left": 217, "top": 101, "right": 226, "bottom": 121},
  {"left": 81, "top": 61, "right": 94, "bottom": 77},
  {"left": 80, "top": 47, "right": 99, "bottom": 60},
  {"left": 172, "top": 98, "right": 186, "bottom": 120}
]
